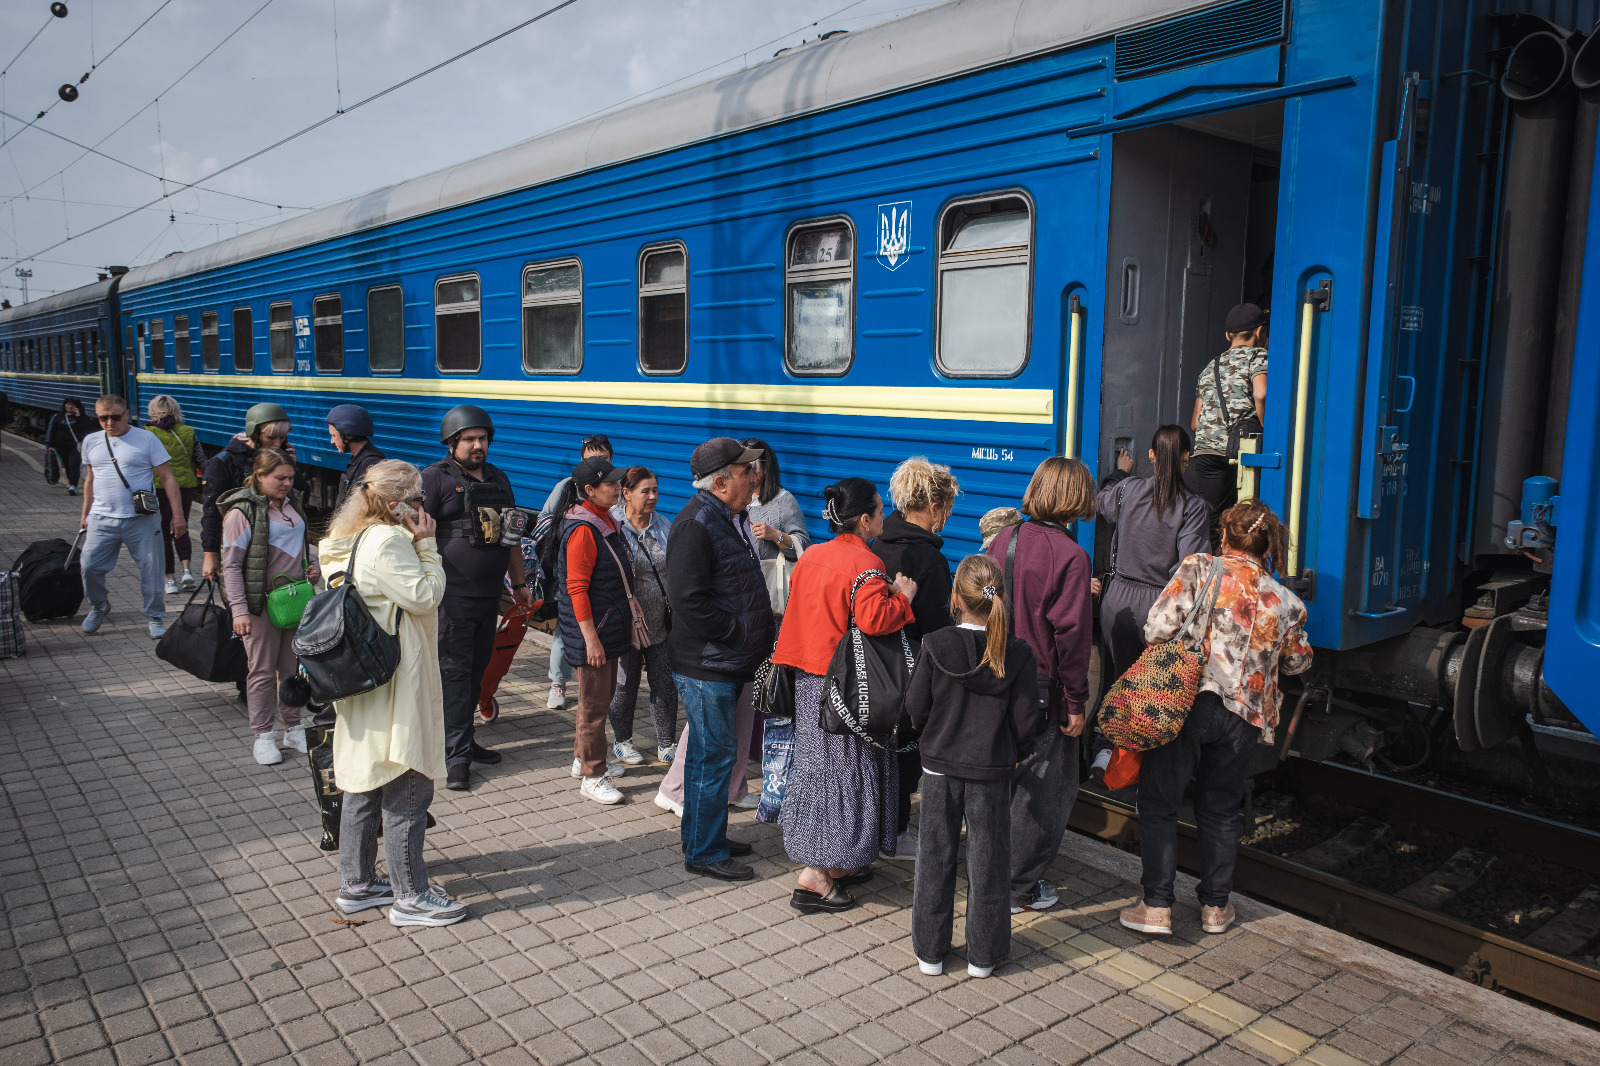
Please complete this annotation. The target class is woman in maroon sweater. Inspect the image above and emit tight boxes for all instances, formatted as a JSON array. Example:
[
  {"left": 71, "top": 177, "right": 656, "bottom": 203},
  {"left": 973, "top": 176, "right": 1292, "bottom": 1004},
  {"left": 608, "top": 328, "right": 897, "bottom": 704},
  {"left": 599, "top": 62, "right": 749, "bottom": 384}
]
[{"left": 983, "top": 456, "right": 1096, "bottom": 914}]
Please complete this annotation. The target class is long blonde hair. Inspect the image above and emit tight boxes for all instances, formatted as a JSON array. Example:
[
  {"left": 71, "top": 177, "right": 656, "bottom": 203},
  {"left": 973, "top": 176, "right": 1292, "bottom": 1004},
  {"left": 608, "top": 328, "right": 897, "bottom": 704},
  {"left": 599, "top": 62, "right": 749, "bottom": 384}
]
[
  {"left": 949, "top": 554, "right": 1010, "bottom": 678},
  {"left": 324, "top": 459, "right": 421, "bottom": 540}
]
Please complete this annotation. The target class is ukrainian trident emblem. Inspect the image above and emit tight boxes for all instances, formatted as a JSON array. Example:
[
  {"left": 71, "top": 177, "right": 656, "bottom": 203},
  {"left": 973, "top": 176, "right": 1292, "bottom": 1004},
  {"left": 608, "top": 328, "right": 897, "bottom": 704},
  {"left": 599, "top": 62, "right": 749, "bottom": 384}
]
[{"left": 876, "top": 201, "right": 911, "bottom": 270}]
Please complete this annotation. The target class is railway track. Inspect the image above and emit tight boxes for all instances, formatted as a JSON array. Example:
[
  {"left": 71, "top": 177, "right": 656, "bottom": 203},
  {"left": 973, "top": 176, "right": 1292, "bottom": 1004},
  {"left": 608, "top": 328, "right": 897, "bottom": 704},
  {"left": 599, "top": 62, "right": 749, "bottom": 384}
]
[{"left": 1070, "top": 760, "right": 1600, "bottom": 1024}]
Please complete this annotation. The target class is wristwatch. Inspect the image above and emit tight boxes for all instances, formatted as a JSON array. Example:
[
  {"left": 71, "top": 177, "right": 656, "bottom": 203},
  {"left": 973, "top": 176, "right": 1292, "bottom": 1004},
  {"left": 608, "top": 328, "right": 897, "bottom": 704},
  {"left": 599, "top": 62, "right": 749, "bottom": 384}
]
[{"left": 510, "top": 579, "right": 530, "bottom": 590}]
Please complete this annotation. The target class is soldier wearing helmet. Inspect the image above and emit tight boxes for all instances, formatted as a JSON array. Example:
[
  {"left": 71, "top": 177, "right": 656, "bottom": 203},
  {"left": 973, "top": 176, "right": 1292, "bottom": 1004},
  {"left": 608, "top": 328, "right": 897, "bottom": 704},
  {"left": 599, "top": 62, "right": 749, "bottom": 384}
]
[
  {"left": 326, "top": 403, "right": 386, "bottom": 508},
  {"left": 200, "top": 401, "right": 306, "bottom": 585},
  {"left": 421, "top": 404, "right": 532, "bottom": 791}
]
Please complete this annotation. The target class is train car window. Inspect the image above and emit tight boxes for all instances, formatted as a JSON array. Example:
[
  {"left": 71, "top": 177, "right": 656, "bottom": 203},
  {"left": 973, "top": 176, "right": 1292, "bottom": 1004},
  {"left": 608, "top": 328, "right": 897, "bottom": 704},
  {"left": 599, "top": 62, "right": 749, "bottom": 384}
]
[
  {"left": 200, "top": 312, "right": 219, "bottom": 372},
  {"left": 367, "top": 286, "right": 404, "bottom": 374},
  {"left": 174, "top": 315, "right": 192, "bottom": 372},
  {"left": 232, "top": 308, "right": 254, "bottom": 372},
  {"left": 150, "top": 319, "right": 165, "bottom": 370},
  {"left": 313, "top": 294, "right": 344, "bottom": 373},
  {"left": 639, "top": 245, "right": 687, "bottom": 375},
  {"left": 935, "top": 194, "right": 1033, "bottom": 377},
  {"left": 365, "top": 286, "right": 404, "bottom": 374},
  {"left": 522, "top": 259, "right": 582, "bottom": 374},
  {"left": 435, "top": 274, "right": 481, "bottom": 374},
  {"left": 785, "top": 219, "right": 855, "bottom": 375},
  {"left": 135, "top": 322, "right": 146, "bottom": 372},
  {"left": 269, "top": 301, "right": 293, "bottom": 372}
]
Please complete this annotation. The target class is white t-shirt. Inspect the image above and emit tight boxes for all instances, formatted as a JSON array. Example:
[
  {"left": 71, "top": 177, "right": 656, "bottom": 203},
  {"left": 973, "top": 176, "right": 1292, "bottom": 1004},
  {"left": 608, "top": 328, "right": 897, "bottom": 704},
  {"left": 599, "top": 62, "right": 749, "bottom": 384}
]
[{"left": 82, "top": 426, "right": 170, "bottom": 519}]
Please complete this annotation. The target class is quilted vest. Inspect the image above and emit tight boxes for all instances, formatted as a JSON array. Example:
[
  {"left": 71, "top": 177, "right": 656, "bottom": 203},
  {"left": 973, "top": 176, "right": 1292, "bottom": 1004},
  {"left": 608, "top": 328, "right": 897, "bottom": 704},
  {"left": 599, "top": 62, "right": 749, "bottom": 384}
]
[
  {"left": 556, "top": 506, "right": 635, "bottom": 661},
  {"left": 219, "top": 484, "right": 306, "bottom": 616},
  {"left": 149, "top": 424, "right": 199, "bottom": 488}
]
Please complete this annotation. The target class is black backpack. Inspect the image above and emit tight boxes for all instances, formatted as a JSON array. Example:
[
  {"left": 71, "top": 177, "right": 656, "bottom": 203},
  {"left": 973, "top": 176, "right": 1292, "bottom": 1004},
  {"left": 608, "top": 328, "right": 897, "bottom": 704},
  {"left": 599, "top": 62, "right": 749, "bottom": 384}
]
[
  {"left": 292, "top": 529, "right": 402, "bottom": 703},
  {"left": 14, "top": 534, "right": 84, "bottom": 622}
]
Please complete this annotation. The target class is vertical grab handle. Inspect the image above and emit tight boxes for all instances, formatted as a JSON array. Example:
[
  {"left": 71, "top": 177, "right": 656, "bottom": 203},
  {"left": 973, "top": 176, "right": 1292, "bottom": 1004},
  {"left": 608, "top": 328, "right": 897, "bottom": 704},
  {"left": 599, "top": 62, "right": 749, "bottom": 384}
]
[
  {"left": 1287, "top": 280, "right": 1330, "bottom": 577},
  {"left": 1064, "top": 293, "right": 1083, "bottom": 460}
]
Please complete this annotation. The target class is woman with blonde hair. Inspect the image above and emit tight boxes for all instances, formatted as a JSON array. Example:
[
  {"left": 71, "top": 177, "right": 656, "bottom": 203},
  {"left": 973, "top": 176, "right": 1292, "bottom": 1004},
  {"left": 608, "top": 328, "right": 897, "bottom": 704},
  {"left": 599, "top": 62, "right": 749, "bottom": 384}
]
[
  {"left": 870, "top": 455, "right": 960, "bottom": 858},
  {"left": 220, "top": 447, "right": 318, "bottom": 765},
  {"left": 983, "top": 455, "right": 1096, "bottom": 914},
  {"left": 146, "top": 394, "right": 206, "bottom": 592},
  {"left": 317, "top": 459, "right": 462, "bottom": 927},
  {"left": 905, "top": 555, "right": 1041, "bottom": 978}
]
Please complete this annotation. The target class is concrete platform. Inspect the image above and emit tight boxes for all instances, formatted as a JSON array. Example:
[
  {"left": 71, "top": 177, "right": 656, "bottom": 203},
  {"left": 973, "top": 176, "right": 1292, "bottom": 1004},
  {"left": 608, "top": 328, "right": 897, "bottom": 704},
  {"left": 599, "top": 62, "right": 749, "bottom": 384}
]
[{"left": 1, "top": 431, "right": 1595, "bottom": 1066}]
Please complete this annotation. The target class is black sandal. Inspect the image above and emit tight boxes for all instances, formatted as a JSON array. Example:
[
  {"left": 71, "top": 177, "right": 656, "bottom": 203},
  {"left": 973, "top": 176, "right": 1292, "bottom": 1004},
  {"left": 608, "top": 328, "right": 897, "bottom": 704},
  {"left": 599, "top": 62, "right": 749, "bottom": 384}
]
[
  {"left": 837, "top": 866, "right": 874, "bottom": 887},
  {"left": 790, "top": 883, "right": 856, "bottom": 914}
]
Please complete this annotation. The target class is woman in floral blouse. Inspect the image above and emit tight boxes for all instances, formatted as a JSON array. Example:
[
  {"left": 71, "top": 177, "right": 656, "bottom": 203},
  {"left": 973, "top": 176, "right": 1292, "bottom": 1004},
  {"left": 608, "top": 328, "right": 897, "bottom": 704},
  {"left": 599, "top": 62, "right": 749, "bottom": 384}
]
[{"left": 1121, "top": 498, "right": 1312, "bottom": 939}]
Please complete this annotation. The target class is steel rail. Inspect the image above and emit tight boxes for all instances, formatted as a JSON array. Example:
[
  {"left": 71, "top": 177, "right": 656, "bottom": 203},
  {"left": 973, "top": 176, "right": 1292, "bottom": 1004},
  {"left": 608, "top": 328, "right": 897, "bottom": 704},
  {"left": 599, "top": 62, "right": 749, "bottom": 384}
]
[{"left": 1069, "top": 790, "right": 1600, "bottom": 1023}]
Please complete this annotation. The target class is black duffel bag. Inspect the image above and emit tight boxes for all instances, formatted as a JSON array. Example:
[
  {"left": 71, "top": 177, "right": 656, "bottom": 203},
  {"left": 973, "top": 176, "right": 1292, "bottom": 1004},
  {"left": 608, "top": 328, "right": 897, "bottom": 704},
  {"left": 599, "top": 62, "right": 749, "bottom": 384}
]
[
  {"left": 156, "top": 580, "right": 247, "bottom": 683},
  {"left": 820, "top": 569, "right": 918, "bottom": 752},
  {"left": 14, "top": 532, "right": 84, "bottom": 622},
  {"left": 291, "top": 528, "right": 401, "bottom": 704}
]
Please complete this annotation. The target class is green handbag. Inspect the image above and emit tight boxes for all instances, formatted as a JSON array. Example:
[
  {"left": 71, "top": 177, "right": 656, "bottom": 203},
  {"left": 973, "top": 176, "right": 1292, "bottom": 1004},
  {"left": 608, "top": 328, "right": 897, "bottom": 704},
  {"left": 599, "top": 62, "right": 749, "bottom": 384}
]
[{"left": 266, "top": 571, "right": 316, "bottom": 630}]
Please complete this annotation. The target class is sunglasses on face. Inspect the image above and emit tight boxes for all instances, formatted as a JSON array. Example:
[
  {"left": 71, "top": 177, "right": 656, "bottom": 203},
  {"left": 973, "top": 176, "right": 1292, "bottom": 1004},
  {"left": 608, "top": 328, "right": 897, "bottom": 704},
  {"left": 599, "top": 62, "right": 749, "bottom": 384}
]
[{"left": 97, "top": 411, "right": 127, "bottom": 422}]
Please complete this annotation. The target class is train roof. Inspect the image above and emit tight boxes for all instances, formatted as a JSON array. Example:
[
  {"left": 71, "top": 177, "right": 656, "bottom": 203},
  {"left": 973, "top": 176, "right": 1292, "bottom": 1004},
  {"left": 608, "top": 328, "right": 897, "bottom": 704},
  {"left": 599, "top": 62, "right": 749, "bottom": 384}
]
[
  {"left": 118, "top": 0, "right": 1209, "bottom": 294},
  {"left": 0, "top": 277, "right": 115, "bottom": 326}
]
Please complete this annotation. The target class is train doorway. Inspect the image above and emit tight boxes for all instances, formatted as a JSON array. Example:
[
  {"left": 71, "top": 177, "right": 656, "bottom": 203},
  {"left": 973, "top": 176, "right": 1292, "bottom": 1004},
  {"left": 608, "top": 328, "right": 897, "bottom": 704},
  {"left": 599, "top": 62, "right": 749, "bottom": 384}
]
[{"left": 1097, "top": 102, "right": 1282, "bottom": 514}]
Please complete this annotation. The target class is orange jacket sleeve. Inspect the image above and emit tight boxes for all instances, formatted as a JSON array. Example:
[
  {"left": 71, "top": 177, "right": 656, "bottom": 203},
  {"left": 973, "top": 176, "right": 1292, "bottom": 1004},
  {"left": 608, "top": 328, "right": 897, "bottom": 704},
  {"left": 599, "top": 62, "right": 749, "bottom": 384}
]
[
  {"left": 566, "top": 524, "right": 597, "bottom": 623},
  {"left": 854, "top": 575, "right": 917, "bottom": 636}
]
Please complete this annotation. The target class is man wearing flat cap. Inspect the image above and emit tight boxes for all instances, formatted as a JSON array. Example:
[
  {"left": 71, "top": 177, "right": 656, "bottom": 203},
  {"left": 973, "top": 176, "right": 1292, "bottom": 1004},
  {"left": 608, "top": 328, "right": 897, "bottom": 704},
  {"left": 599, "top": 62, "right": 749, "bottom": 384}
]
[
  {"left": 1188, "top": 302, "right": 1269, "bottom": 547},
  {"left": 665, "top": 437, "right": 776, "bottom": 881}
]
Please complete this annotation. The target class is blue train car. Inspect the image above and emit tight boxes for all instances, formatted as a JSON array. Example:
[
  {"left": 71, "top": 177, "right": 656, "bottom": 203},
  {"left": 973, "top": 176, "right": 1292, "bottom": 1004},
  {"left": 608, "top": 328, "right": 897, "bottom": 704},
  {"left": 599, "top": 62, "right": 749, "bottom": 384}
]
[
  {"left": 6, "top": 0, "right": 1595, "bottom": 762},
  {"left": 0, "top": 274, "right": 124, "bottom": 431}
]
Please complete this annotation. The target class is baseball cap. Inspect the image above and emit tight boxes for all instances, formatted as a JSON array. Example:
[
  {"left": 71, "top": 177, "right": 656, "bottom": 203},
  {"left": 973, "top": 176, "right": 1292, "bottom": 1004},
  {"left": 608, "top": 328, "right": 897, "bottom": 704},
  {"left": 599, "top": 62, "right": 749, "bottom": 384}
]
[
  {"left": 690, "top": 437, "right": 763, "bottom": 478},
  {"left": 573, "top": 456, "right": 624, "bottom": 490},
  {"left": 1224, "top": 303, "right": 1269, "bottom": 334}
]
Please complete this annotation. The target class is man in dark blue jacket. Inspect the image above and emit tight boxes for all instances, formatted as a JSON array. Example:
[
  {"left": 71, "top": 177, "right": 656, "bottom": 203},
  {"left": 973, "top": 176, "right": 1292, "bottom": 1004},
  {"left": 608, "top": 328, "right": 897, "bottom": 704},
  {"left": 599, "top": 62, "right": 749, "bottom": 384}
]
[{"left": 666, "top": 437, "right": 774, "bottom": 882}]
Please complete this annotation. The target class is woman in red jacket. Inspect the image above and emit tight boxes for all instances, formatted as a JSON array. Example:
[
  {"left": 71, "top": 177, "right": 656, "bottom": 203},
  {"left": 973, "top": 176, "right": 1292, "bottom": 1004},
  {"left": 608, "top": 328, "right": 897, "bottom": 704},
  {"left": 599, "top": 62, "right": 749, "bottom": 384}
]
[
  {"left": 775, "top": 478, "right": 918, "bottom": 914},
  {"left": 984, "top": 456, "right": 1097, "bottom": 915}
]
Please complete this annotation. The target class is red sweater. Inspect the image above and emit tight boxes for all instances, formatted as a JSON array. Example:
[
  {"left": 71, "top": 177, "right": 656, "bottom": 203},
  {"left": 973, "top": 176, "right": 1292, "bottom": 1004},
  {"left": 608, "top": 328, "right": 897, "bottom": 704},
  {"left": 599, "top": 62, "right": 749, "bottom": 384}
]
[
  {"left": 565, "top": 500, "right": 618, "bottom": 623},
  {"left": 773, "top": 532, "right": 916, "bottom": 675}
]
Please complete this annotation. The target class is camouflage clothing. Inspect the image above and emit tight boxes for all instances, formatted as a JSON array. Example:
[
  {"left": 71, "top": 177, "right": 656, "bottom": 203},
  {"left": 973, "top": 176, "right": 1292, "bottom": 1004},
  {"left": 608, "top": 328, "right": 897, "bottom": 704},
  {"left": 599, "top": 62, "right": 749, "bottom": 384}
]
[
  {"left": 1193, "top": 346, "right": 1268, "bottom": 456},
  {"left": 1144, "top": 550, "right": 1312, "bottom": 741}
]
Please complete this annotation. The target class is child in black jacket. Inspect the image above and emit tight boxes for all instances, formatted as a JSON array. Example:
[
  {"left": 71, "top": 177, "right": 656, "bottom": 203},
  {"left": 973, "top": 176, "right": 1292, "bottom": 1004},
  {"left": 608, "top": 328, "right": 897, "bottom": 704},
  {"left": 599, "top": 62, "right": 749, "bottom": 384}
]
[{"left": 905, "top": 554, "right": 1043, "bottom": 978}]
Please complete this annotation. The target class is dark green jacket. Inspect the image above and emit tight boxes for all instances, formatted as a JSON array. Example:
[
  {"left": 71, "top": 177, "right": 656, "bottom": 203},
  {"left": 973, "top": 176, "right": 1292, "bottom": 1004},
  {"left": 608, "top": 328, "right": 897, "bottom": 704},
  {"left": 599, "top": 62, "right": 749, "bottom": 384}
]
[{"left": 219, "top": 484, "right": 306, "bottom": 616}]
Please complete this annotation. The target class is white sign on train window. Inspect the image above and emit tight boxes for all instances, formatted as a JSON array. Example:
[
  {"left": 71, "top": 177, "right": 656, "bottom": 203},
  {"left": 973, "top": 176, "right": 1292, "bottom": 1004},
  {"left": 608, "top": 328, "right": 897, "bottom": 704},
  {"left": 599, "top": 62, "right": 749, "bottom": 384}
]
[{"left": 876, "top": 201, "right": 911, "bottom": 270}]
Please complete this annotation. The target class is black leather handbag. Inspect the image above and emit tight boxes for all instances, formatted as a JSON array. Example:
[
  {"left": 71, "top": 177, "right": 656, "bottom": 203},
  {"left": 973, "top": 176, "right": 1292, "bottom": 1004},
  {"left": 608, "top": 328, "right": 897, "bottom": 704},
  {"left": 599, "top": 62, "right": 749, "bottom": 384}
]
[
  {"left": 754, "top": 651, "right": 795, "bottom": 722},
  {"left": 292, "top": 529, "right": 401, "bottom": 703},
  {"left": 820, "top": 570, "right": 918, "bottom": 752},
  {"left": 156, "top": 580, "right": 247, "bottom": 683}
]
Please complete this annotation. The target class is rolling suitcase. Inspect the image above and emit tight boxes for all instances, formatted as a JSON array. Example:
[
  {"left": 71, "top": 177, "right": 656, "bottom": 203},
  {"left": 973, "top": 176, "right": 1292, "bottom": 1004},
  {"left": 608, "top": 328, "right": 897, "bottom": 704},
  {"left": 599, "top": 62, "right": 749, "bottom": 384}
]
[
  {"left": 478, "top": 602, "right": 535, "bottom": 723},
  {"left": 13, "top": 532, "right": 84, "bottom": 622}
]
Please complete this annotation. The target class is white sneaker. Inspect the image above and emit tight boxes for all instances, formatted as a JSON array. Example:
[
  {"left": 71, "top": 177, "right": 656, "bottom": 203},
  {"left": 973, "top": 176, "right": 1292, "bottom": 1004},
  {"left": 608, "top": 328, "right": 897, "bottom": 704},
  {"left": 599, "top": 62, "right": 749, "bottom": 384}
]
[
  {"left": 658, "top": 743, "right": 677, "bottom": 763},
  {"left": 1091, "top": 747, "right": 1113, "bottom": 772},
  {"left": 66, "top": 485, "right": 78, "bottom": 496},
  {"left": 882, "top": 829, "right": 917, "bottom": 863},
  {"left": 653, "top": 791, "right": 683, "bottom": 817},
  {"left": 580, "top": 775, "right": 624, "bottom": 805},
  {"left": 613, "top": 740, "right": 645, "bottom": 765},
  {"left": 388, "top": 885, "right": 467, "bottom": 927},
  {"left": 147, "top": 619, "right": 166, "bottom": 640},
  {"left": 253, "top": 733, "right": 283, "bottom": 765},
  {"left": 81, "top": 603, "right": 109, "bottom": 634},
  {"left": 547, "top": 682, "right": 566, "bottom": 709},
  {"left": 571, "top": 757, "right": 624, "bottom": 780},
  {"left": 730, "top": 792, "right": 760, "bottom": 810},
  {"left": 282, "top": 725, "right": 307, "bottom": 754},
  {"left": 967, "top": 962, "right": 994, "bottom": 978},
  {"left": 918, "top": 958, "right": 943, "bottom": 976},
  {"left": 164, "top": 577, "right": 180, "bottom": 595},
  {"left": 179, "top": 569, "right": 198, "bottom": 591}
]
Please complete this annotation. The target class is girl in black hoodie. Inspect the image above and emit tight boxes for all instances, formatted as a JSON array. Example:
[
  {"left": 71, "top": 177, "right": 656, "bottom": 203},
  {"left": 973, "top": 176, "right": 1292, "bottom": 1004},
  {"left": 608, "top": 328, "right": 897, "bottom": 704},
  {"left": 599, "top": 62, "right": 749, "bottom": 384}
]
[{"left": 905, "top": 555, "right": 1043, "bottom": 978}]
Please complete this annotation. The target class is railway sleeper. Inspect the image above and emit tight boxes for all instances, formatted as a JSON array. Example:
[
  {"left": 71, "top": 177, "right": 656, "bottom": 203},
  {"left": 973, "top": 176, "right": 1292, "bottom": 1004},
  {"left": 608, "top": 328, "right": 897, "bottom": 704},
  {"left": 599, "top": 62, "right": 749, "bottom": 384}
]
[
  {"left": 1394, "top": 846, "right": 1497, "bottom": 910},
  {"left": 1292, "top": 816, "right": 1392, "bottom": 873},
  {"left": 1524, "top": 884, "right": 1600, "bottom": 956}
]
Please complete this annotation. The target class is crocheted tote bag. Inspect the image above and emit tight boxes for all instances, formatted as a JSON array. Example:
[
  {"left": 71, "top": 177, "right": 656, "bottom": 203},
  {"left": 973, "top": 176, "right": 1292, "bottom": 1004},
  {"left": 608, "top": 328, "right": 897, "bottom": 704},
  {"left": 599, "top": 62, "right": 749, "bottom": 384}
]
[{"left": 1098, "top": 556, "right": 1224, "bottom": 752}]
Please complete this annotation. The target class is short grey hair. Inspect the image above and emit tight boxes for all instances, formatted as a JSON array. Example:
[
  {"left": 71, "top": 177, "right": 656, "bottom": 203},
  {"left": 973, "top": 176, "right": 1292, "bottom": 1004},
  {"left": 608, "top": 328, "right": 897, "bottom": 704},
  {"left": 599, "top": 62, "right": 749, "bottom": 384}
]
[{"left": 692, "top": 464, "right": 737, "bottom": 492}]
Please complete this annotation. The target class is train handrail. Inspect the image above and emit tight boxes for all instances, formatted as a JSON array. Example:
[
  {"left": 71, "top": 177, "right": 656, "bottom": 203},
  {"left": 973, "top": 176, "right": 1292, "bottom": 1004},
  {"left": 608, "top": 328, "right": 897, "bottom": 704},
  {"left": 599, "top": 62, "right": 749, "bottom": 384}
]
[
  {"left": 1288, "top": 280, "right": 1330, "bottom": 577},
  {"left": 1064, "top": 292, "right": 1083, "bottom": 459}
]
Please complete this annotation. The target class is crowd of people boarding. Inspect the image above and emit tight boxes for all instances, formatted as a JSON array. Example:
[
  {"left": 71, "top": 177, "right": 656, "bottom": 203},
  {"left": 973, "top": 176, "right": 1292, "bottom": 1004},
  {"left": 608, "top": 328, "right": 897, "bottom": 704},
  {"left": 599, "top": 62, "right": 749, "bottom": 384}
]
[{"left": 27, "top": 301, "right": 1312, "bottom": 974}]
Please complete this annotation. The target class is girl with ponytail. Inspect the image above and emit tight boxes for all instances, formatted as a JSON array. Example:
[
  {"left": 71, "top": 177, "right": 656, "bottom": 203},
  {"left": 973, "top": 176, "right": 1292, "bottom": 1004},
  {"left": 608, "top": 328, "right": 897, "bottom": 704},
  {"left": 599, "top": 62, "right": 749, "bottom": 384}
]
[{"left": 903, "top": 555, "right": 1044, "bottom": 980}]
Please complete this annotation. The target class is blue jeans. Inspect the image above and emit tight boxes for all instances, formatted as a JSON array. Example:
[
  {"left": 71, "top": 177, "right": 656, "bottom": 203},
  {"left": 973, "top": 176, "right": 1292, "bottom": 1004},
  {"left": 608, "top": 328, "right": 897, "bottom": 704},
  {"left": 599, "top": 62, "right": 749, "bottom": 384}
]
[
  {"left": 82, "top": 513, "right": 165, "bottom": 620},
  {"left": 548, "top": 629, "right": 573, "bottom": 684},
  {"left": 674, "top": 674, "right": 739, "bottom": 865}
]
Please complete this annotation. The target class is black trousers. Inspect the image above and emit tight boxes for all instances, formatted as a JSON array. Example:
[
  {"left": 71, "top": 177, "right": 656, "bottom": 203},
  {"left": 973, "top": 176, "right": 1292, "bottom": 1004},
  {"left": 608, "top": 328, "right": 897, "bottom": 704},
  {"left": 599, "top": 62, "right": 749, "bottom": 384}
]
[
  {"left": 1137, "top": 691, "right": 1258, "bottom": 908},
  {"left": 913, "top": 773, "right": 1011, "bottom": 969},
  {"left": 438, "top": 594, "right": 499, "bottom": 768},
  {"left": 60, "top": 443, "right": 82, "bottom": 487},
  {"left": 896, "top": 744, "right": 921, "bottom": 836},
  {"left": 1183, "top": 453, "right": 1236, "bottom": 552},
  {"left": 1009, "top": 727, "right": 1079, "bottom": 905}
]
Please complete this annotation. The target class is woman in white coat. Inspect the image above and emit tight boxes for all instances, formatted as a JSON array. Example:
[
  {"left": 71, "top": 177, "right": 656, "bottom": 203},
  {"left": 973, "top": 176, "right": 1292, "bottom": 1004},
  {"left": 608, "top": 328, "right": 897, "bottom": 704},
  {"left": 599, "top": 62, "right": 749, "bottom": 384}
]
[{"left": 317, "top": 460, "right": 462, "bottom": 928}]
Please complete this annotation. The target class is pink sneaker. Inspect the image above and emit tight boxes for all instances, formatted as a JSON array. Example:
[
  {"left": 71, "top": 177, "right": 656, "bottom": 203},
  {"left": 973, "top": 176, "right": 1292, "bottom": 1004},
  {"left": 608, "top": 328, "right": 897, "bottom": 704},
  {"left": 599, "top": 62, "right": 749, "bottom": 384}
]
[
  {"left": 1119, "top": 902, "right": 1172, "bottom": 935},
  {"left": 1201, "top": 904, "right": 1236, "bottom": 934}
]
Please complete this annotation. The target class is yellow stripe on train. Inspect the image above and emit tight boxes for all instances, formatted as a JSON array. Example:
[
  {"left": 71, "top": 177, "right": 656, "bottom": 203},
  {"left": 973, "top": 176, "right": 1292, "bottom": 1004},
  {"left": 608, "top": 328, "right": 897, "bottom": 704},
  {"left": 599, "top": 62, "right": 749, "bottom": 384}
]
[{"left": 132, "top": 374, "right": 1055, "bottom": 424}]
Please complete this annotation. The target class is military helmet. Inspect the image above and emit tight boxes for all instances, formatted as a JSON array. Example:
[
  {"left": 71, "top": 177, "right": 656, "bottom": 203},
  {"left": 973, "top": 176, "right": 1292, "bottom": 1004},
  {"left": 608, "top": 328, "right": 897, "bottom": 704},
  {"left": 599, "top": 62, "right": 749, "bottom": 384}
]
[
  {"left": 243, "top": 402, "right": 290, "bottom": 439},
  {"left": 326, "top": 403, "right": 374, "bottom": 439},
  {"left": 440, "top": 404, "right": 494, "bottom": 445}
]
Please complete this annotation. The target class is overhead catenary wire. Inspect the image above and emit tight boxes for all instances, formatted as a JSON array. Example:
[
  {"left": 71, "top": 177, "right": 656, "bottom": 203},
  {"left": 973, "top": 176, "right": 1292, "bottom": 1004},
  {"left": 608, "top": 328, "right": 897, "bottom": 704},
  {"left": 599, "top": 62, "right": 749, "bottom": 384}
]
[
  {"left": 5, "top": 0, "right": 584, "bottom": 268},
  {"left": 0, "top": 13, "right": 59, "bottom": 80}
]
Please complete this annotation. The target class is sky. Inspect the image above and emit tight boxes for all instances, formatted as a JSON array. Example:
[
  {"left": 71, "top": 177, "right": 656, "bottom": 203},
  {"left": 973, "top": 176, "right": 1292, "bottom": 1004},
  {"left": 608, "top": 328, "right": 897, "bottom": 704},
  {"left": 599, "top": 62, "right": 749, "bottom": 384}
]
[{"left": 0, "top": 0, "right": 938, "bottom": 304}]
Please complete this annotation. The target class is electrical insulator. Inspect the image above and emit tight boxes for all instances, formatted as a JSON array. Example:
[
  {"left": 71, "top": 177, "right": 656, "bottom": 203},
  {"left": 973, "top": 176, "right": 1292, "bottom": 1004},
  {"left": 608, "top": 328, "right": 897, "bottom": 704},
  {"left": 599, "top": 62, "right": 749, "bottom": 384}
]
[
  {"left": 57, "top": 84, "right": 78, "bottom": 103},
  {"left": 51, "top": 3, "right": 69, "bottom": 17}
]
